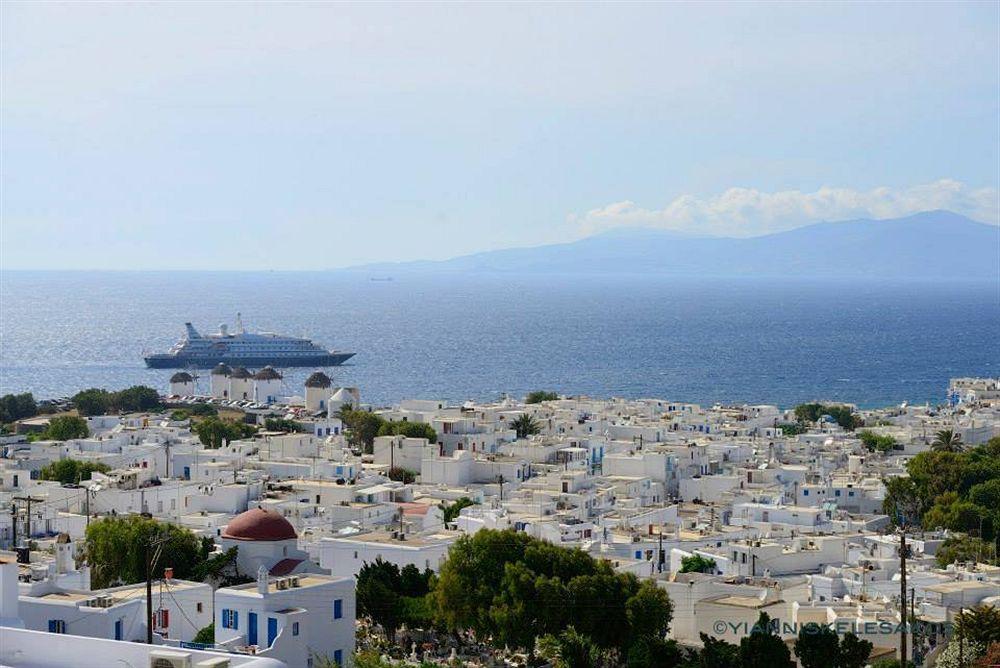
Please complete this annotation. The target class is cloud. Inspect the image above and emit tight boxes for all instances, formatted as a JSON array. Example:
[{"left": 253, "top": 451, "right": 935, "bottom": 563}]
[{"left": 570, "top": 179, "right": 999, "bottom": 237}]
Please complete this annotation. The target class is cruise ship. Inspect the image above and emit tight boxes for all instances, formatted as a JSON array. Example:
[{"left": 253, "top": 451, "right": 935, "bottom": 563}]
[{"left": 144, "top": 315, "right": 354, "bottom": 369}]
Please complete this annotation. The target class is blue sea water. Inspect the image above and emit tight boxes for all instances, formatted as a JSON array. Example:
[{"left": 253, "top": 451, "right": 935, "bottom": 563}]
[{"left": 0, "top": 271, "right": 997, "bottom": 408}]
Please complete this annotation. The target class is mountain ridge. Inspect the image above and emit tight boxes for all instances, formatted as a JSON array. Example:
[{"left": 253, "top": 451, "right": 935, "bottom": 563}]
[{"left": 349, "top": 210, "right": 999, "bottom": 279}]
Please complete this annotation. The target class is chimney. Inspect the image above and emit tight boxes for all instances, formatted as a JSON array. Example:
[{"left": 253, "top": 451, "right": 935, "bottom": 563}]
[{"left": 257, "top": 565, "right": 269, "bottom": 595}]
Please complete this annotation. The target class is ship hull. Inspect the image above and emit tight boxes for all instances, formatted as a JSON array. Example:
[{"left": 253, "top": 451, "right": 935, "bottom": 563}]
[{"left": 144, "top": 353, "right": 355, "bottom": 369}]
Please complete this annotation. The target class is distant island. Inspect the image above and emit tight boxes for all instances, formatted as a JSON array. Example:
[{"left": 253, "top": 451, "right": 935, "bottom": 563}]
[{"left": 351, "top": 210, "right": 998, "bottom": 280}]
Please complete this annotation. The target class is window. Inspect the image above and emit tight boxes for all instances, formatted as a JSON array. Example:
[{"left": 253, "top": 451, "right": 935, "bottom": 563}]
[
  {"left": 803, "top": 490, "right": 809, "bottom": 496},
  {"left": 221, "top": 609, "right": 239, "bottom": 629},
  {"left": 48, "top": 620, "right": 66, "bottom": 634},
  {"left": 333, "top": 599, "right": 343, "bottom": 619},
  {"left": 197, "top": 602, "right": 203, "bottom": 613},
  {"left": 835, "top": 490, "right": 841, "bottom": 497},
  {"left": 293, "top": 622, "right": 300, "bottom": 636}
]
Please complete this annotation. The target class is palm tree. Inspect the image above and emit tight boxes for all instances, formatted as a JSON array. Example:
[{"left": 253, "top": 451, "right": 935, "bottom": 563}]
[
  {"left": 511, "top": 413, "right": 541, "bottom": 439},
  {"left": 931, "top": 429, "right": 964, "bottom": 452}
]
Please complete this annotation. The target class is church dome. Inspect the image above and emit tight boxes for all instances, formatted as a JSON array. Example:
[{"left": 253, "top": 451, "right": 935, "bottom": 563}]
[{"left": 222, "top": 508, "right": 297, "bottom": 542}]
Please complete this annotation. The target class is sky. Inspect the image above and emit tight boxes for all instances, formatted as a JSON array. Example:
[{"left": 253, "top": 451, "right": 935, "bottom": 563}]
[{"left": 1, "top": 1, "right": 998, "bottom": 270}]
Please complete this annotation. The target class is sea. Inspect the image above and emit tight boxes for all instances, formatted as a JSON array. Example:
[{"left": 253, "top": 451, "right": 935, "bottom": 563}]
[{"left": 1, "top": 271, "right": 997, "bottom": 409}]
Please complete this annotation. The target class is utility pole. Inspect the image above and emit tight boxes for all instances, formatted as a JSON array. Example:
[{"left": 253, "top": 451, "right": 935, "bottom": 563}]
[
  {"left": 657, "top": 528, "right": 664, "bottom": 573},
  {"left": 13, "top": 496, "right": 43, "bottom": 545},
  {"left": 145, "top": 532, "right": 169, "bottom": 644},
  {"left": 900, "top": 531, "right": 908, "bottom": 666},
  {"left": 910, "top": 586, "right": 917, "bottom": 664},
  {"left": 10, "top": 503, "right": 17, "bottom": 549}
]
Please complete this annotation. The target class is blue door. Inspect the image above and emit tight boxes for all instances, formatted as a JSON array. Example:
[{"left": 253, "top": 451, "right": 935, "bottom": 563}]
[
  {"left": 183, "top": 466, "right": 190, "bottom": 479},
  {"left": 247, "top": 612, "right": 257, "bottom": 646},
  {"left": 267, "top": 617, "right": 278, "bottom": 647},
  {"left": 115, "top": 619, "right": 123, "bottom": 640}
]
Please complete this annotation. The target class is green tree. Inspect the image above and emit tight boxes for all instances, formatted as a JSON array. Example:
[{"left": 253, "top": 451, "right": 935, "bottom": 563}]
[
  {"left": 936, "top": 534, "right": 996, "bottom": 567},
  {"left": 695, "top": 633, "right": 740, "bottom": 668},
  {"left": 511, "top": 413, "right": 541, "bottom": 439},
  {"left": 111, "top": 385, "right": 161, "bottom": 412},
  {"left": 194, "top": 417, "right": 255, "bottom": 448},
  {"left": 679, "top": 554, "right": 717, "bottom": 574},
  {"left": 263, "top": 417, "right": 302, "bottom": 433},
  {"left": 739, "top": 612, "right": 791, "bottom": 668},
  {"left": 378, "top": 420, "right": 437, "bottom": 442},
  {"left": 778, "top": 422, "right": 807, "bottom": 436},
  {"left": 72, "top": 388, "right": 113, "bottom": 416},
  {"left": 794, "top": 403, "right": 860, "bottom": 430},
  {"left": 794, "top": 623, "right": 839, "bottom": 668},
  {"left": 357, "top": 557, "right": 404, "bottom": 641},
  {"left": 882, "top": 476, "right": 923, "bottom": 528},
  {"left": 0, "top": 392, "right": 37, "bottom": 423},
  {"left": 931, "top": 429, "right": 964, "bottom": 452},
  {"left": 955, "top": 605, "right": 1000, "bottom": 646},
  {"left": 626, "top": 635, "right": 683, "bottom": 668},
  {"left": 40, "top": 459, "right": 110, "bottom": 485},
  {"left": 837, "top": 632, "right": 873, "bottom": 668},
  {"left": 43, "top": 415, "right": 89, "bottom": 441},
  {"left": 193, "top": 623, "right": 214, "bottom": 644},
  {"left": 858, "top": 430, "right": 898, "bottom": 453},
  {"left": 440, "top": 497, "right": 477, "bottom": 523},
  {"left": 338, "top": 408, "right": 386, "bottom": 453},
  {"left": 526, "top": 391, "right": 559, "bottom": 404},
  {"left": 538, "top": 626, "right": 605, "bottom": 668},
  {"left": 84, "top": 515, "right": 202, "bottom": 588},
  {"left": 625, "top": 579, "right": 674, "bottom": 640},
  {"left": 387, "top": 467, "right": 416, "bottom": 484}
]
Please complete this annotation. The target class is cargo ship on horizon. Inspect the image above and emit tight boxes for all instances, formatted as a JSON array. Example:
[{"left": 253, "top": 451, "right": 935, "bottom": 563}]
[{"left": 143, "top": 315, "right": 354, "bottom": 369}]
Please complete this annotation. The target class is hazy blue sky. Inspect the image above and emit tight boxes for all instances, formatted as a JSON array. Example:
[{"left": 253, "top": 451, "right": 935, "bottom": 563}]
[{"left": 2, "top": 2, "right": 997, "bottom": 269}]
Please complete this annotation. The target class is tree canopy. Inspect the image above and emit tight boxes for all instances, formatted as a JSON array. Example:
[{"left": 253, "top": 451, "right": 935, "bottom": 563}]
[
  {"left": 0, "top": 392, "right": 37, "bottom": 424},
  {"left": 42, "top": 415, "right": 89, "bottom": 441},
  {"left": 440, "top": 496, "right": 477, "bottom": 523},
  {"left": 356, "top": 557, "right": 434, "bottom": 641},
  {"left": 858, "top": 430, "right": 898, "bottom": 453},
  {"left": 337, "top": 407, "right": 386, "bottom": 453},
  {"left": 194, "top": 417, "right": 256, "bottom": 448},
  {"left": 84, "top": 515, "right": 203, "bottom": 588},
  {"left": 738, "top": 612, "right": 791, "bottom": 668},
  {"left": 679, "top": 554, "right": 717, "bottom": 574},
  {"left": 883, "top": 437, "right": 1000, "bottom": 542},
  {"left": 793, "top": 403, "right": 861, "bottom": 430},
  {"left": 378, "top": 420, "right": 437, "bottom": 443},
  {"left": 431, "top": 529, "right": 673, "bottom": 656},
  {"left": 72, "top": 385, "right": 161, "bottom": 416},
  {"left": 526, "top": 391, "right": 559, "bottom": 404},
  {"left": 794, "top": 624, "right": 872, "bottom": 668},
  {"left": 40, "top": 459, "right": 110, "bottom": 485}
]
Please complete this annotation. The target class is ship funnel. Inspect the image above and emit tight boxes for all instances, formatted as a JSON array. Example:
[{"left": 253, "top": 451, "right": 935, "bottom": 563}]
[
  {"left": 184, "top": 322, "right": 201, "bottom": 339},
  {"left": 236, "top": 312, "right": 245, "bottom": 334}
]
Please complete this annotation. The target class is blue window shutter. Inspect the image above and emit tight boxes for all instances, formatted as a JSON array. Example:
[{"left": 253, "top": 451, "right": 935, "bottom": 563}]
[
  {"left": 334, "top": 599, "right": 343, "bottom": 619},
  {"left": 48, "top": 620, "right": 57, "bottom": 633},
  {"left": 234, "top": 611, "right": 238, "bottom": 630}
]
